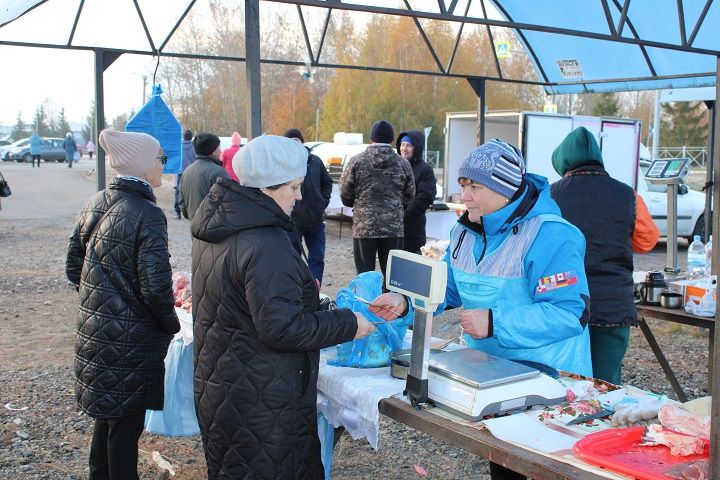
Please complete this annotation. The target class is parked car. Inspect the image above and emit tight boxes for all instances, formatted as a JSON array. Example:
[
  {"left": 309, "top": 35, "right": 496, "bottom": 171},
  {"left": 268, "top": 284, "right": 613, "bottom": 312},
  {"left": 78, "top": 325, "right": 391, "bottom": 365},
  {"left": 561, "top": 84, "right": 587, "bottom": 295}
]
[
  {"left": 1, "top": 138, "right": 29, "bottom": 161},
  {"left": 9, "top": 137, "right": 67, "bottom": 163},
  {"left": 637, "top": 159, "right": 708, "bottom": 241}
]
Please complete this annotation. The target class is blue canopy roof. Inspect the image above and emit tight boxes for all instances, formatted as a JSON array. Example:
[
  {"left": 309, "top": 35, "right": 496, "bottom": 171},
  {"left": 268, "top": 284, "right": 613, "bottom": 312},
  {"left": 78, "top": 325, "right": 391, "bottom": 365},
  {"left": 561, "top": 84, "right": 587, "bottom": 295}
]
[{"left": 492, "top": 0, "right": 720, "bottom": 94}]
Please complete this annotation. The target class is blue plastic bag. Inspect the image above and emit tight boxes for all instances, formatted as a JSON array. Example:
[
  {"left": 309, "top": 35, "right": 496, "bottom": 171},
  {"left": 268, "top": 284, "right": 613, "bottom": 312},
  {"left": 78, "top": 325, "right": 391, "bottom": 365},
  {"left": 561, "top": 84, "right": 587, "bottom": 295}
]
[
  {"left": 125, "top": 84, "right": 182, "bottom": 175},
  {"left": 329, "top": 272, "right": 413, "bottom": 368},
  {"left": 145, "top": 337, "right": 200, "bottom": 436}
]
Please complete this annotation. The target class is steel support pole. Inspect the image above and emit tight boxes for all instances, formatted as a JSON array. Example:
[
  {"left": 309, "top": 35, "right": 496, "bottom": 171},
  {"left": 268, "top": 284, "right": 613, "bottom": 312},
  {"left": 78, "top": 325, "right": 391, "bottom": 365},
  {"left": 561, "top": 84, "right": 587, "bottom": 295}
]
[
  {"left": 709, "top": 55, "right": 720, "bottom": 480},
  {"left": 94, "top": 49, "right": 107, "bottom": 191},
  {"left": 652, "top": 90, "right": 661, "bottom": 159},
  {"left": 666, "top": 185, "right": 680, "bottom": 275},
  {"left": 704, "top": 100, "right": 715, "bottom": 243},
  {"left": 245, "top": 0, "right": 262, "bottom": 139},
  {"left": 477, "top": 79, "right": 486, "bottom": 146}
]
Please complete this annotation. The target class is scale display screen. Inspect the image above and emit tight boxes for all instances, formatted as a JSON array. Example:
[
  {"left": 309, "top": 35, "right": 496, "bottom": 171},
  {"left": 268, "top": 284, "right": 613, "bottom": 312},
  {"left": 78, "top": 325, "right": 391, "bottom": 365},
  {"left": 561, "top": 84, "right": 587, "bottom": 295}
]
[
  {"left": 644, "top": 158, "right": 691, "bottom": 185},
  {"left": 385, "top": 250, "right": 447, "bottom": 308},
  {"left": 389, "top": 255, "right": 432, "bottom": 298},
  {"left": 664, "top": 160, "right": 685, "bottom": 177},
  {"left": 647, "top": 160, "right": 667, "bottom": 177}
]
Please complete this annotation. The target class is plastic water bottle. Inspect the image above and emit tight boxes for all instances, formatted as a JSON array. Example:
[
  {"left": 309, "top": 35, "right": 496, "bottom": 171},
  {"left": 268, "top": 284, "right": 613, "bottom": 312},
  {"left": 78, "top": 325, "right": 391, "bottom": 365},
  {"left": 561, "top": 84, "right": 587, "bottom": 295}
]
[
  {"left": 705, "top": 235, "right": 713, "bottom": 276},
  {"left": 688, "top": 235, "right": 706, "bottom": 279}
]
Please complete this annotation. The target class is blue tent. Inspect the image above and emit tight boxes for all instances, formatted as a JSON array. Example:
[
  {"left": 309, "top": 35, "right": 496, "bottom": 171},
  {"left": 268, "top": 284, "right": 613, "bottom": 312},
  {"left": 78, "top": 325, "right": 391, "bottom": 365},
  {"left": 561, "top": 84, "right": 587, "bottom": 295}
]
[
  {"left": 125, "top": 85, "right": 182, "bottom": 175},
  {"left": 490, "top": 0, "right": 720, "bottom": 93}
]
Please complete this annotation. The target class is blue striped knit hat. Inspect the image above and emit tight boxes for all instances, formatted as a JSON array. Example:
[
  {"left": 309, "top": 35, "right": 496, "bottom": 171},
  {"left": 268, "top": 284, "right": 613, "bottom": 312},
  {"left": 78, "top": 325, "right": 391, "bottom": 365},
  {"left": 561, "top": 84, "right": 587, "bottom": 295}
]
[{"left": 458, "top": 139, "right": 526, "bottom": 199}]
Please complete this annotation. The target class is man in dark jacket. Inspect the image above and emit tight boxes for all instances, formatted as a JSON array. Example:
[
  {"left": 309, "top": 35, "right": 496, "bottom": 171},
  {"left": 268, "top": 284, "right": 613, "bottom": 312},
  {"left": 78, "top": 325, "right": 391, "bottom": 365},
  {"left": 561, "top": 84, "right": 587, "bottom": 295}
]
[
  {"left": 339, "top": 120, "right": 415, "bottom": 277},
  {"left": 283, "top": 128, "right": 333, "bottom": 285},
  {"left": 66, "top": 129, "right": 180, "bottom": 480},
  {"left": 551, "top": 126, "right": 659, "bottom": 385},
  {"left": 178, "top": 133, "right": 228, "bottom": 221},
  {"left": 174, "top": 129, "right": 196, "bottom": 219},
  {"left": 396, "top": 130, "right": 437, "bottom": 254}
]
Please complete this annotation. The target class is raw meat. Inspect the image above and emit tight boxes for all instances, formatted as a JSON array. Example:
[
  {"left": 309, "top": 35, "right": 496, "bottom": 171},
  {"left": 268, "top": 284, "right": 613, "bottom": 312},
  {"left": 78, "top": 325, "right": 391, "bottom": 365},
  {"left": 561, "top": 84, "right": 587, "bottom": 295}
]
[
  {"left": 664, "top": 460, "right": 709, "bottom": 479},
  {"left": 658, "top": 404, "right": 711, "bottom": 440},
  {"left": 640, "top": 425, "right": 706, "bottom": 457},
  {"left": 172, "top": 271, "right": 192, "bottom": 312}
]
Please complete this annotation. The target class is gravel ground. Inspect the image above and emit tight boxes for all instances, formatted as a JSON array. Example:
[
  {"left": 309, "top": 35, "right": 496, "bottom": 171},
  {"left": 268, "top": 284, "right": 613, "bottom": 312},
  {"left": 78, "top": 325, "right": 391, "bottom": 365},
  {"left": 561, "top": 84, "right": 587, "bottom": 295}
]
[{"left": 0, "top": 161, "right": 712, "bottom": 479}]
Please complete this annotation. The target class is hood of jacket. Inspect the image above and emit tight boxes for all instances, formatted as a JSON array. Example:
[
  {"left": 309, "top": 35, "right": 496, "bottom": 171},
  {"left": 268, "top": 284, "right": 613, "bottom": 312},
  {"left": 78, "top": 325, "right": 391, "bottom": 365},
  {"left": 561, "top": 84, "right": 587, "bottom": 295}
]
[
  {"left": 551, "top": 126, "right": 604, "bottom": 176},
  {"left": 364, "top": 143, "right": 402, "bottom": 169},
  {"left": 191, "top": 177, "right": 292, "bottom": 244},
  {"left": 395, "top": 130, "right": 425, "bottom": 164}
]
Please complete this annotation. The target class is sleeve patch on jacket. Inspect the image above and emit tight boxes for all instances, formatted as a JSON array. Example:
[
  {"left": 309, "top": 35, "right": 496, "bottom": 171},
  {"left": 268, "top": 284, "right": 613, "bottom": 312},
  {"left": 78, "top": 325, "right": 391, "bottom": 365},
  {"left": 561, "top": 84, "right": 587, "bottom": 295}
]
[{"left": 536, "top": 270, "right": 577, "bottom": 294}]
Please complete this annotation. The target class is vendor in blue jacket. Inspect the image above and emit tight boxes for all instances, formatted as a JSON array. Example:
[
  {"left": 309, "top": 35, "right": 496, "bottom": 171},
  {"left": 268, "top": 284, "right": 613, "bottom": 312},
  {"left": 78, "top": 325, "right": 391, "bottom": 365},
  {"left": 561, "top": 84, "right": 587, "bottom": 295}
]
[
  {"left": 372, "top": 139, "right": 592, "bottom": 479},
  {"left": 371, "top": 139, "right": 592, "bottom": 374}
]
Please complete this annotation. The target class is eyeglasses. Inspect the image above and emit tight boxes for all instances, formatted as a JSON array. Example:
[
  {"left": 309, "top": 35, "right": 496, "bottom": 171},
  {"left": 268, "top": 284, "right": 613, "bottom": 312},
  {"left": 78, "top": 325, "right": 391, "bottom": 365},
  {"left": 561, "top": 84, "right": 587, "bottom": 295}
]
[{"left": 157, "top": 154, "right": 168, "bottom": 165}]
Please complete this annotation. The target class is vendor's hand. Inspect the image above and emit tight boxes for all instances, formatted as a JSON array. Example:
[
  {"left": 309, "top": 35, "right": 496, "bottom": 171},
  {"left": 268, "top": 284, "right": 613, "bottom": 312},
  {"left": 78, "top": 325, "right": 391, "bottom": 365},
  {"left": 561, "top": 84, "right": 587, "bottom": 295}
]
[
  {"left": 459, "top": 309, "right": 490, "bottom": 339},
  {"left": 354, "top": 312, "right": 376, "bottom": 339},
  {"left": 368, "top": 293, "right": 406, "bottom": 321}
]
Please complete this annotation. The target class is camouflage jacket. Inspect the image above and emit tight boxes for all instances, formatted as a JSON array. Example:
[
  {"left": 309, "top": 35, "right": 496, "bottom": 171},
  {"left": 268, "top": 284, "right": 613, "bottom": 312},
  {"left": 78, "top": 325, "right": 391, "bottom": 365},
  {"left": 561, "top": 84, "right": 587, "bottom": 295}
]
[{"left": 339, "top": 144, "right": 415, "bottom": 238}]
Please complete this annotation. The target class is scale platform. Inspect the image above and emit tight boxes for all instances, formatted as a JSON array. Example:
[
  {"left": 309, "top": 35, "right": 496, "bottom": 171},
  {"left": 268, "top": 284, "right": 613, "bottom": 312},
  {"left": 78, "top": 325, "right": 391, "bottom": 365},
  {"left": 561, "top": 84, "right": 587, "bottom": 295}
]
[{"left": 426, "top": 349, "right": 567, "bottom": 421}]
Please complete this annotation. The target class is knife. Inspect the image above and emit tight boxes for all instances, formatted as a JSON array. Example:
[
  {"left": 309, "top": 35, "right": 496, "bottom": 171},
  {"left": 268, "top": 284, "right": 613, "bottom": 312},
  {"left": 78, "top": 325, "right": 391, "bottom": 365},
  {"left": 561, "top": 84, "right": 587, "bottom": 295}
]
[{"left": 565, "top": 408, "right": 613, "bottom": 425}]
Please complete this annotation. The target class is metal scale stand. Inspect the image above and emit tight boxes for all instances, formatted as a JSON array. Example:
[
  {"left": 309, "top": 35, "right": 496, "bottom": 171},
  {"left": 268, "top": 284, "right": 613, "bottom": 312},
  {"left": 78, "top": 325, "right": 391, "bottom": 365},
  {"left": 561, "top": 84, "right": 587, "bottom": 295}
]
[
  {"left": 386, "top": 250, "right": 566, "bottom": 420},
  {"left": 644, "top": 158, "right": 694, "bottom": 277}
]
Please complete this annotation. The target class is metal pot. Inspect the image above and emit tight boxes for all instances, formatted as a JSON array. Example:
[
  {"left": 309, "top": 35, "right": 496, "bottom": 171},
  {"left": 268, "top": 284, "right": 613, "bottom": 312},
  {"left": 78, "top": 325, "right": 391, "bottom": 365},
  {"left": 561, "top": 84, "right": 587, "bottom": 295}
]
[
  {"left": 390, "top": 349, "right": 412, "bottom": 380},
  {"left": 660, "top": 292, "right": 683, "bottom": 309}
]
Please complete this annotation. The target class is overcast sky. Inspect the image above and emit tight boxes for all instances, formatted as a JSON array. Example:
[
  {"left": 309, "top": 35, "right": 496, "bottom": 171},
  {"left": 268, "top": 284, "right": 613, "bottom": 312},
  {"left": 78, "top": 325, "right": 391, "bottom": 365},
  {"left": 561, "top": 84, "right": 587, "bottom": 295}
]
[{"left": 0, "top": 45, "right": 152, "bottom": 128}]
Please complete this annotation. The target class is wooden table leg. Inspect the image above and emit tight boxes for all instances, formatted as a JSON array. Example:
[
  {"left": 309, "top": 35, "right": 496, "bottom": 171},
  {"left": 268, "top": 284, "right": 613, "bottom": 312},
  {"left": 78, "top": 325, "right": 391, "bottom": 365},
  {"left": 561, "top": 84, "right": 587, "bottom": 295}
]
[
  {"left": 637, "top": 315, "right": 688, "bottom": 402},
  {"left": 709, "top": 325, "right": 715, "bottom": 392}
]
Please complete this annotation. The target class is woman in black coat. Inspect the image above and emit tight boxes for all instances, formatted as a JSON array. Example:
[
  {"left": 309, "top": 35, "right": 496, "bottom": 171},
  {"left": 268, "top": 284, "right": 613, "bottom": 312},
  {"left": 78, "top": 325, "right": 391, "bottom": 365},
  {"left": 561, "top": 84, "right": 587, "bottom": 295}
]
[
  {"left": 66, "top": 129, "right": 179, "bottom": 480},
  {"left": 191, "top": 135, "right": 375, "bottom": 480}
]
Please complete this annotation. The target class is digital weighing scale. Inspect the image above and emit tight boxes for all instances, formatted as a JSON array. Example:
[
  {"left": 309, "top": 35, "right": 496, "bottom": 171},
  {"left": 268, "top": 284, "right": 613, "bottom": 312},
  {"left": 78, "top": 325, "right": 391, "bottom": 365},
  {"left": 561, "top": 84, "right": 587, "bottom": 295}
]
[
  {"left": 386, "top": 250, "right": 567, "bottom": 420},
  {"left": 643, "top": 157, "right": 693, "bottom": 277}
]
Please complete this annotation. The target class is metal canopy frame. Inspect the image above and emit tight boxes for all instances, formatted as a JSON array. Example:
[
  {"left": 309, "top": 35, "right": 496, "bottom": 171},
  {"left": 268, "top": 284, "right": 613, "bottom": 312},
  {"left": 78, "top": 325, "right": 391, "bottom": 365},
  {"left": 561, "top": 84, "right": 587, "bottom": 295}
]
[{"left": 1, "top": 1, "right": 719, "bottom": 476}]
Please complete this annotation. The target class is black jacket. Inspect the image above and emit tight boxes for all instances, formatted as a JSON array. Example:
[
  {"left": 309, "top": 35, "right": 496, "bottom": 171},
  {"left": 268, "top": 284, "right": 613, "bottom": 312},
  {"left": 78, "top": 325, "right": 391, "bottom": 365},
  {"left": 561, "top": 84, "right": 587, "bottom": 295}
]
[
  {"left": 178, "top": 155, "right": 229, "bottom": 220},
  {"left": 191, "top": 177, "right": 357, "bottom": 480},
  {"left": 551, "top": 165, "right": 637, "bottom": 327},
  {"left": 291, "top": 150, "right": 333, "bottom": 229},
  {"left": 396, "top": 130, "right": 437, "bottom": 252},
  {"left": 66, "top": 177, "right": 180, "bottom": 418}
]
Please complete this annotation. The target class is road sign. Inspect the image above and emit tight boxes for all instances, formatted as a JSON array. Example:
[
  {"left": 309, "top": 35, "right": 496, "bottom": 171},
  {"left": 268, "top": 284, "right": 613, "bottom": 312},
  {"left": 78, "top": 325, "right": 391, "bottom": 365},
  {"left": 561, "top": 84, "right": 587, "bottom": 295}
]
[
  {"left": 543, "top": 103, "right": 558, "bottom": 114},
  {"left": 495, "top": 42, "right": 510, "bottom": 59}
]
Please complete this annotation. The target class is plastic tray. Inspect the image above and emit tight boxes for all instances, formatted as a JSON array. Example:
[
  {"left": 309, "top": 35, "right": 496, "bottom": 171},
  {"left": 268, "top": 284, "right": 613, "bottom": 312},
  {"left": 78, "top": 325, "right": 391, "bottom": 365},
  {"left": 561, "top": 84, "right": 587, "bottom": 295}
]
[{"left": 573, "top": 426, "right": 709, "bottom": 480}]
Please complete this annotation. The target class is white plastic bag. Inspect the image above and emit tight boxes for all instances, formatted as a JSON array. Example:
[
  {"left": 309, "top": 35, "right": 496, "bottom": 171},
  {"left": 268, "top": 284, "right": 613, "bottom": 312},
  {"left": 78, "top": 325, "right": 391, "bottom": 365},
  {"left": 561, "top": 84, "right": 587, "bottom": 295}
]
[{"left": 684, "top": 287, "right": 716, "bottom": 317}]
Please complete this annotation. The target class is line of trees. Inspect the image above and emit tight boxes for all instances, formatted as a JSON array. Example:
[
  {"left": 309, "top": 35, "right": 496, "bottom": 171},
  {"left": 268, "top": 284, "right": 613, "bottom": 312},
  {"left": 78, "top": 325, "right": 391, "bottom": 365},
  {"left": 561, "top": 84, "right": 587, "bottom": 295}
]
[{"left": 10, "top": 105, "right": 73, "bottom": 141}]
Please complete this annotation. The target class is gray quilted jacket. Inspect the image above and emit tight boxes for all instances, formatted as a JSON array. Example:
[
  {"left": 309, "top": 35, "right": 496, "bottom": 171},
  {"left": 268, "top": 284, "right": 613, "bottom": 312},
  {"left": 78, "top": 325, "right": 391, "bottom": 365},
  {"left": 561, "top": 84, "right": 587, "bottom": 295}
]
[
  {"left": 339, "top": 144, "right": 415, "bottom": 238},
  {"left": 191, "top": 178, "right": 357, "bottom": 480},
  {"left": 66, "top": 177, "right": 180, "bottom": 418}
]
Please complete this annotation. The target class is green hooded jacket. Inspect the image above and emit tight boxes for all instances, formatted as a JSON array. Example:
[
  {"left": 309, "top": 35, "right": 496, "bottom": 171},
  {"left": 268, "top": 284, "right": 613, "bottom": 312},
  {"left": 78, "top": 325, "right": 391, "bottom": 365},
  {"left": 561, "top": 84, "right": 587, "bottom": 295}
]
[{"left": 551, "top": 126, "right": 604, "bottom": 176}]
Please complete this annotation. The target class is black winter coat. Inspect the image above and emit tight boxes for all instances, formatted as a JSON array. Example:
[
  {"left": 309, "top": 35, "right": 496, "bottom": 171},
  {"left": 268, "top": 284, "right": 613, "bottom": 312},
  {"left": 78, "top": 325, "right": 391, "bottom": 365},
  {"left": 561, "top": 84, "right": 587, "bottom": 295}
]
[
  {"left": 291, "top": 151, "right": 332, "bottom": 229},
  {"left": 551, "top": 165, "right": 637, "bottom": 327},
  {"left": 191, "top": 177, "right": 358, "bottom": 480},
  {"left": 396, "top": 131, "right": 437, "bottom": 252},
  {"left": 66, "top": 177, "right": 180, "bottom": 418}
]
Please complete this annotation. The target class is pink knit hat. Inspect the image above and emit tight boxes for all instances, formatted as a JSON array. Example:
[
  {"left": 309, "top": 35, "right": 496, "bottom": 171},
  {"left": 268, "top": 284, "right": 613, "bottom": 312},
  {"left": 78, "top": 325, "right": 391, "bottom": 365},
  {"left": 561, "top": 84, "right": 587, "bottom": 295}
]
[
  {"left": 99, "top": 129, "right": 160, "bottom": 178},
  {"left": 231, "top": 132, "right": 242, "bottom": 146}
]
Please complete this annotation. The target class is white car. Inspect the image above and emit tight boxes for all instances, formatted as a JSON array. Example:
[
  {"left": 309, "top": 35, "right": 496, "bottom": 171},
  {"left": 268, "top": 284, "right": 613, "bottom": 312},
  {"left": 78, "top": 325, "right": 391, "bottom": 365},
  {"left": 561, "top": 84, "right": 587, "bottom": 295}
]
[
  {"left": 637, "top": 160, "right": 708, "bottom": 241},
  {"left": 1, "top": 138, "right": 29, "bottom": 161}
]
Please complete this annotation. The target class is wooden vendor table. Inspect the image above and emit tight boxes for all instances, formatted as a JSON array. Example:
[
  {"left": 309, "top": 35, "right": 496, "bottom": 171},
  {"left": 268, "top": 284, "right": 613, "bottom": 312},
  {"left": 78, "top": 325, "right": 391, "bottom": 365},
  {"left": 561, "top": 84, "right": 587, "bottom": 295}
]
[
  {"left": 635, "top": 304, "right": 715, "bottom": 402},
  {"left": 379, "top": 397, "right": 616, "bottom": 480}
]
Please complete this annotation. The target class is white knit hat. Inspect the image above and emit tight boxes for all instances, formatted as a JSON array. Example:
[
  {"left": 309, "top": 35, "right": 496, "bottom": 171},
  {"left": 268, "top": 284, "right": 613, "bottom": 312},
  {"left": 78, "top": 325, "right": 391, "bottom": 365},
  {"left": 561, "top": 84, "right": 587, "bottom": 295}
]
[
  {"left": 99, "top": 129, "right": 161, "bottom": 178},
  {"left": 232, "top": 135, "right": 307, "bottom": 188}
]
